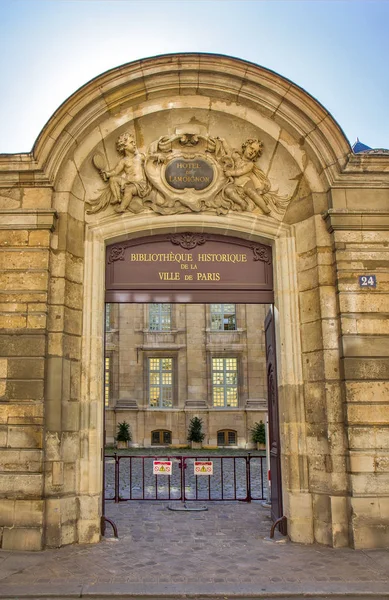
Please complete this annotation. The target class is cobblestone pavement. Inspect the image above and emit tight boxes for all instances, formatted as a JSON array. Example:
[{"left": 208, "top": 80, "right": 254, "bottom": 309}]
[{"left": 0, "top": 501, "right": 388, "bottom": 598}]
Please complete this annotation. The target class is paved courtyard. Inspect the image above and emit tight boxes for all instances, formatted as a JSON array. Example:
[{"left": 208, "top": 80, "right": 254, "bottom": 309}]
[{"left": 0, "top": 500, "right": 388, "bottom": 598}]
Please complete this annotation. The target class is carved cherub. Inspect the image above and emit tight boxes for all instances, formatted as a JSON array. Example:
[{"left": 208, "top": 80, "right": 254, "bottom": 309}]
[
  {"left": 219, "top": 138, "right": 271, "bottom": 215},
  {"left": 89, "top": 132, "right": 151, "bottom": 214}
]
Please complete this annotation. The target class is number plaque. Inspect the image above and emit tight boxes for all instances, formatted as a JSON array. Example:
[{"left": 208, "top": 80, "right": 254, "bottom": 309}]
[{"left": 358, "top": 275, "right": 377, "bottom": 288}]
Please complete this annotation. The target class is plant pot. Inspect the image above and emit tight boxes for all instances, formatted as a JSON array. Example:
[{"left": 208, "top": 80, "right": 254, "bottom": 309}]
[
  {"left": 256, "top": 442, "right": 266, "bottom": 450},
  {"left": 117, "top": 440, "right": 128, "bottom": 449},
  {"left": 191, "top": 441, "right": 202, "bottom": 449}
]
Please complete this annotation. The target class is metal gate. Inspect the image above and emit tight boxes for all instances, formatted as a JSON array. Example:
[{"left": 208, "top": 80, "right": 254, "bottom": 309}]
[{"left": 105, "top": 454, "right": 267, "bottom": 502}]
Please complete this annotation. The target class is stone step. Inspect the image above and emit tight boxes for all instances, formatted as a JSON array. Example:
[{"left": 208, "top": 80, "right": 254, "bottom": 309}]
[{"left": 1, "top": 582, "right": 389, "bottom": 599}]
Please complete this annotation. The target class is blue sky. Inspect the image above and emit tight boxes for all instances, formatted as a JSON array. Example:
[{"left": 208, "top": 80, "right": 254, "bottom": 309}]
[{"left": 0, "top": 0, "right": 388, "bottom": 153}]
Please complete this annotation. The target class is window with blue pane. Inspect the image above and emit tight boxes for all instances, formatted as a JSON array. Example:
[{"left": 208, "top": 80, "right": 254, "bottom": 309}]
[
  {"left": 148, "top": 358, "right": 173, "bottom": 408},
  {"left": 149, "top": 304, "right": 172, "bottom": 331},
  {"left": 105, "top": 303, "right": 111, "bottom": 331},
  {"left": 212, "top": 357, "right": 238, "bottom": 407},
  {"left": 210, "top": 304, "right": 236, "bottom": 331},
  {"left": 217, "top": 430, "right": 237, "bottom": 446}
]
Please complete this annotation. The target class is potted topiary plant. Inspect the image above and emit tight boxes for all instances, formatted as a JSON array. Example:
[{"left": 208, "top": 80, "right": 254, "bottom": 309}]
[
  {"left": 187, "top": 416, "right": 205, "bottom": 449},
  {"left": 116, "top": 421, "right": 132, "bottom": 449},
  {"left": 251, "top": 420, "right": 266, "bottom": 450}
]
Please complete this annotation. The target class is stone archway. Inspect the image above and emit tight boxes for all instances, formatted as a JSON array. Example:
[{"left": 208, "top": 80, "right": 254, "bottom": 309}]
[
  {"left": 1, "top": 54, "right": 388, "bottom": 552},
  {"left": 83, "top": 214, "right": 304, "bottom": 545}
]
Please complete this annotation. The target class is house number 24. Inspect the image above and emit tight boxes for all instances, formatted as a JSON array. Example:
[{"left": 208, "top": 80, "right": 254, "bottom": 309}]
[{"left": 359, "top": 275, "right": 377, "bottom": 288}]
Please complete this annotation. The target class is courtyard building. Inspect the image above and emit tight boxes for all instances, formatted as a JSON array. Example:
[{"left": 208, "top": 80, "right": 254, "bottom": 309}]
[{"left": 104, "top": 302, "right": 268, "bottom": 448}]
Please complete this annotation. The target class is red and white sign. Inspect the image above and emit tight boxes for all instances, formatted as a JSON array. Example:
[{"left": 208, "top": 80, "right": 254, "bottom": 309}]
[
  {"left": 153, "top": 460, "right": 172, "bottom": 475},
  {"left": 194, "top": 461, "right": 213, "bottom": 475}
]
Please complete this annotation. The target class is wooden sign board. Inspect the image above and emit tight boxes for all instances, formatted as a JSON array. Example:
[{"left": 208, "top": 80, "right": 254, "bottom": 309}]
[{"left": 106, "top": 232, "right": 273, "bottom": 303}]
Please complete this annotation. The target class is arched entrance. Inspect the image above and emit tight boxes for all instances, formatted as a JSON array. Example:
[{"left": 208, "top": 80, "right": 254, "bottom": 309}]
[
  {"left": 103, "top": 232, "right": 284, "bottom": 531},
  {"left": 66, "top": 57, "right": 350, "bottom": 541},
  {"left": 83, "top": 211, "right": 305, "bottom": 547},
  {"left": 3, "top": 53, "right": 388, "bottom": 552}
]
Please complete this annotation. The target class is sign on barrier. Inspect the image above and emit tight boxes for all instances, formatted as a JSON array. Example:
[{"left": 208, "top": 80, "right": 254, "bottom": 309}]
[
  {"left": 194, "top": 461, "right": 213, "bottom": 475},
  {"left": 153, "top": 460, "right": 172, "bottom": 475}
]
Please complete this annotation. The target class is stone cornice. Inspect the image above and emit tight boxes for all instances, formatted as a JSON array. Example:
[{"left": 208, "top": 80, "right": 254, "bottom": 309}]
[
  {"left": 330, "top": 179, "right": 389, "bottom": 190},
  {"left": 0, "top": 209, "right": 57, "bottom": 230},
  {"left": 0, "top": 156, "right": 52, "bottom": 187},
  {"left": 330, "top": 154, "right": 389, "bottom": 188},
  {"left": 323, "top": 209, "right": 389, "bottom": 232},
  {"left": 345, "top": 154, "right": 389, "bottom": 173}
]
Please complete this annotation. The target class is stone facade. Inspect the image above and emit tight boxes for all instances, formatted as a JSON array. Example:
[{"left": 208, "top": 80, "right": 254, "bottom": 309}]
[
  {"left": 105, "top": 303, "right": 268, "bottom": 448},
  {"left": 0, "top": 54, "right": 388, "bottom": 551}
]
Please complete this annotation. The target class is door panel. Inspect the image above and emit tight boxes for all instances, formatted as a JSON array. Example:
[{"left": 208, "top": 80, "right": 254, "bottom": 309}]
[{"left": 265, "top": 307, "right": 286, "bottom": 534}]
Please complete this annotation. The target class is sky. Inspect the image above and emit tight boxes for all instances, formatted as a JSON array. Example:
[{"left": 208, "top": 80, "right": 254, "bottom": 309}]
[{"left": 0, "top": 0, "right": 388, "bottom": 154}]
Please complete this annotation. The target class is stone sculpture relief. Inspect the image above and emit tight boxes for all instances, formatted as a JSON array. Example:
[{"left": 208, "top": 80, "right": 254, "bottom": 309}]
[
  {"left": 87, "top": 129, "right": 291, "bottom": 220},
  {"left": 216, "top": 138, "right": 289, "bottom": 217},
  {"left": 89, "top": 132, "right": 151, "bottom": 214}
]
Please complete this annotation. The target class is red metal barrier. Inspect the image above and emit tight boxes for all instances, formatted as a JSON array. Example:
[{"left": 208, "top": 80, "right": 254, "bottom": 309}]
[{"left": 104, "top": 454, "right": 266, "bottom": 503}]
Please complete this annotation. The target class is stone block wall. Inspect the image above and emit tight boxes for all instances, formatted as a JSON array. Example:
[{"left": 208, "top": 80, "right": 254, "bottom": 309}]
[{"left": 0, "top": 197, "right": 55, "bottom": 550}]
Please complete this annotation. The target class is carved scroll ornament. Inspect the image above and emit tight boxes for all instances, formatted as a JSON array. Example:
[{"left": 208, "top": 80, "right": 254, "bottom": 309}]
[
  {"left": 107, "top": 246, "right": 126, "bottom": 264},
  {"left": 169, "top": 233, "right": 207, "bottom": 250},
  {"left": 251, "top": 244, "right": 272, "bottom": 265}
]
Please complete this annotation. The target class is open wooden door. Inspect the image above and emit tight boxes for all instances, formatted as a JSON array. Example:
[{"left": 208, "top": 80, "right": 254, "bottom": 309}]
[{"left": 265, "top": 306, "right": 286, "bottom": 535}]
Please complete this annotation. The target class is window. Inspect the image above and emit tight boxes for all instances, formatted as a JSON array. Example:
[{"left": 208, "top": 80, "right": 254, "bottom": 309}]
[
  {"left": 149, "top": 304, "right": 171, "bottom": 331},
  {"left": 104, "top": 356, "right": 110, "bottom": 407},
  {"left": 210, "top": 304, "right": 236, "bottom": 331},
  {"left": 105, "top": 303, "right": 111, "bottom": 331},
  {"left": 151, "top": 430, "right": 172, "bottom": 445},
  {"left": 217, "top": 430, "right": 237, "bottom": 446},
  {"left": 148, "top": 357, "right": 173, "bottom": 408},
  {"left": 212, "top": 357, "right": 238, "bottom": 407}
]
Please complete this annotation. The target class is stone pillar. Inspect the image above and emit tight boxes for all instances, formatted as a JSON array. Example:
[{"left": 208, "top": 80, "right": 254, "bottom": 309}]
[
  {"left": 293, "top": 214, "right": 350, "bottom": 547},
  {"left": 185, "top": 304, "right": 207, "bottom": 403},
  {"left": 325, "top": 208, "right": 389, "bottom": 549},
  {"left": 0, "top": 197, "right": 56, "bottom": 551},
  {"left": 45, "top": 184, "right": 98, "bottom": 548}
]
